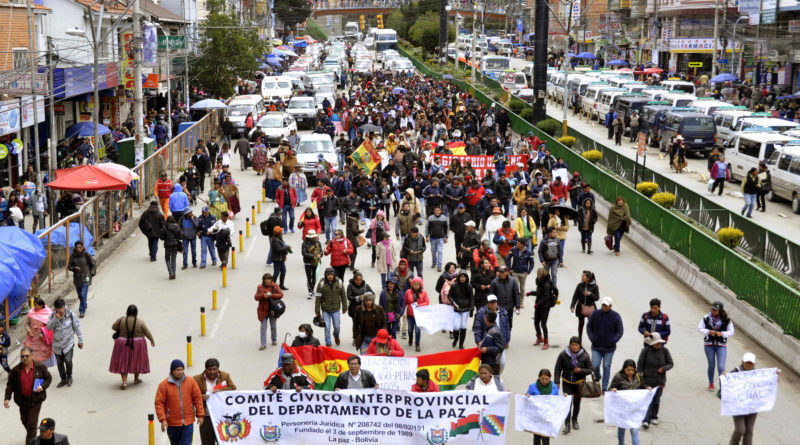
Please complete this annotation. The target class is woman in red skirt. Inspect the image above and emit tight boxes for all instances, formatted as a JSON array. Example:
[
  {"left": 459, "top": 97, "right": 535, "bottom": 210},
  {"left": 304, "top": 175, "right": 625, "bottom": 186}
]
[{"left": 109, "top": 305, "right": 155, "bottom": 390}]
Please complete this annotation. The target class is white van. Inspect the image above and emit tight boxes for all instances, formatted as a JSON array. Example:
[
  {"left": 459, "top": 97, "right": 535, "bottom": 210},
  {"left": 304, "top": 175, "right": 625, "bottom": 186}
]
[
  {"left": 260, "top": 76, "right": 293, "bottom": 104},
  {"left": 714, "top": 108, "right": 760, "bottom": 147},
  {"left": 726, "top": 132, "right": 800, "bottom": 182},
  {"left": 595, "top": 89, "right": 629, "bottom": 121},
  {"left": 497, "top": 41, "right": 513, "bottom": 56},
  {"left": 547, "top": 71, "right": 565, "bottom": 101},
  {"left": 501, "top": 72, "right": 528, "bottom": 92},
  {"left": 659, "top": 93, "right": 696, "bottom": 108},
  {"left": 582, "top": 84, "right": 618, "bottom": 120},
  {"left": 227, "top": 94, "right": 265, "bottom": 137},
  {"left": 688, "top": 99, "right": 731, "bottom": 116},
  {"left": 660, "top": 80, "right": 696, "bottom": 95},
  {"left": 765, "top": 143, "right": 800, "bottom": 212}
]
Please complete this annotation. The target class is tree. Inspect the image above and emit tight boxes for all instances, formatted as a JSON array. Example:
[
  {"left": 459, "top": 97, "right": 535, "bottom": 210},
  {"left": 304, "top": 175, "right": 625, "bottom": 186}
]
[
  {"left": 191, "top": 0, "right": 267, "bottom": 97},
  {"left": 386, "top": 10, "right": 408, "bottom": 40},
  {"left": 408, "top": 12, "right": 454, "bottom": 55},
  {"left": 274, "top": 0, "right": 312, "bottom": 37}
]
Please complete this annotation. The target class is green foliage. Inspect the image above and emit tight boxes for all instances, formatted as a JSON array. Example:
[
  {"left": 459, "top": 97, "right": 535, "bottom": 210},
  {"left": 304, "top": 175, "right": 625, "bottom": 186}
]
[
  {"left": 652, "top": 192, "right": 676, "bottom": 209},
  {"left": 635, "top": 181, "right": 659, "bottom": 198},
  {"left": 305, "top": 19, "right": 328, "bottom": 42},
  {"left": 520, "top": 108, "right": 533, "bottom": 122},
  {"left": 508, "top": 99, "right": 526, "bottom": 114},
  {"left": 558, "top": 136, "right": 576, "bottom": 148},
  {"left": 536, "top": 119, "right": 561, "bottom": 136},
  {"left": 386, "top": 11, "right": 408, "bottom": 40},
  {"left": 717, "top": 227, "right": 744, "bottom": 249},
  {"left": 274, "top": 0, "right": 312, "bottom": 36},
  {"left": 581, "top": 149, "right": 603, "bottom": 163},
  {"left": 191, "top": 0, "right": 267, "bottom": 98},
  {"left": 408, "top": 12, "right": 454, "bottom": 55}
]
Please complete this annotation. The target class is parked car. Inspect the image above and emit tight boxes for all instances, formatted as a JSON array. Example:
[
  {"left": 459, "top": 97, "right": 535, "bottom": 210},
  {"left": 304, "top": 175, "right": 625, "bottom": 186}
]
[
  {"left": 295, "top": 133, "right": 338, "bottom": 180},
  {"left": 249, "top": 112, "right": 297, "bottom": 146},
  {"left": 286, "top": 96, "right": 317, "bottom": 129}
]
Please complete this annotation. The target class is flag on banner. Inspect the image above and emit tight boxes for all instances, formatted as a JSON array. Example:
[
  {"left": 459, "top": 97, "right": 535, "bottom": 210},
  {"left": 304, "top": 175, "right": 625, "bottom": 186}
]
[
  {"left": 481, "top": 413, "right": 506, "bottom": 436},
  {"left": 450, "top": 413, "right": 480, "bottom": 437},
  {"left": 448, "top": 141, "right": 467, "bottom": 155},
  {"left": 416, "top": 348, "right": 481, "bottom": 390},
  {"left": 282, "top": 345, "right": 481, "bottom": 391},
  {"left": 349, "top": 139, "right": 381, "bottom": 175}
]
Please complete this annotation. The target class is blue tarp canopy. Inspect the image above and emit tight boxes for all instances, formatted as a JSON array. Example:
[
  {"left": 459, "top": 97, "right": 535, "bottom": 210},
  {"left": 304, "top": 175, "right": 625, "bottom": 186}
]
[
  {"left": 710, "top": 73, "right": 738, "bottom": 83},
  {"left": 607, "top": 59, "right": 628, "bottom": 65},
  {"left": 0, "top": 227, "right": 46, "bottom": 313},
  {"left": 35, "top": 222, "right": 96, "bottom": 256},
  {"left": 292, "top": 40, "right": 307, "bottom": 48},
  {"left": 64, "top": 122, "right": 111, "bottom": 139},
  {"left": 577, "top": 52, "right": 596, "bottom": 59}
]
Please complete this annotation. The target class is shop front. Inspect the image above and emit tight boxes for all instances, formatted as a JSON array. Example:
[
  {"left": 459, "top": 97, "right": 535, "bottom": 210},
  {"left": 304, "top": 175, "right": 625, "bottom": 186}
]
[
  {"left": 668, "top": 38, "right": 741, "bottom": 77},
  {"left": 0, "top": 97, "right": 46, "bottom": 187}
]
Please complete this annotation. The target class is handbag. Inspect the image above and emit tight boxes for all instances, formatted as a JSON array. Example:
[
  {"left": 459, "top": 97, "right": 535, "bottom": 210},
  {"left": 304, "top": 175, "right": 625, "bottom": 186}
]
[
  {"left": 440, "top": 278, "right": 454, "bottom": 305},
  {"left": 581, "top": 303, "right": 595, "bottom": 318},
  {"left": 387, "top": 311, "right": 396, "bottom": 323},
  {"left": 604, "top": 235, "right": 613, "bottom": 251},
  {"left": 579, "top": 373, "right": 603, "bottom": 398}
]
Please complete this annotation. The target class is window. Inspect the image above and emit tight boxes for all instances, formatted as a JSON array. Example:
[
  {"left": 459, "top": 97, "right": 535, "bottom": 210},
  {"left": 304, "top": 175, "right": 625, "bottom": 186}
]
[
  {"left": 12, "top": 48, "right": 28, "bottom": 70},
  {"left": 723, "top": 116, "right": 734, "bottom": 129},
  {"left": 763, "top": 144, "right": 777, "bottom": 161},
  {"left": 777, "top": 154, "right": 791, "bottom": 171},
  {"left": 789, "top": 157, "right": 800, "bottom": 176},
  {"left": 738, "top": 139, "right": 761, "bottom": 158},
  {"left": 767, "top": 151, "right": 780, "bottom": 165},
  {"left": 682, "top": 117, "right": 715, "bottom": 132}
]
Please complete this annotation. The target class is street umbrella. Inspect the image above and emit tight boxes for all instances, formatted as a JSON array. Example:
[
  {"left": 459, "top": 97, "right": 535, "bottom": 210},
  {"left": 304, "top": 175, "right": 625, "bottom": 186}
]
[
  {"left": 64, "top": 122, "right": 111, "bottom": 139},
  {"left": 0, "top": 226, "right": 46, "bottom": 313},
  {"left": 618, "top": 68, "right": 633, "bottom": 72},
  {"left": 644, "top": 67, "right": 663, "bottom": 74},
  {"left": 777, "top": 91, "right": 800, "bottom": 100},
  {"left": 442, "top": 75, "right": 455, "bottom": 80},
  {"left": 577, "top": 52, "right": 596, "bottom": 59},
  {"left": 359, "top": 123, "right": 382, "bottom": 135},
  {"left": 266, "top": 60, "right": 282, "bottom": 69},
  {"left": 607, "top": 59, "right": 628, "bottom": 66},
  {"left": 567, "top": 52, "right": 577, "bottom": 58},
  {"left": 191, "top": 98, "right": 228, "bottom": 110},
  {"left": 267, "top": 53, "right": 284, "bottom": 60},
  {"left": 546, "top": 204, "right": 579, "bottom": 220},
  {"left": 96, "top": 162, "right": 139, "bottom": 181},
  {"left": 392, "top": 87, "right": 407, "bottom": 94},
  {"left": 710, "top": 73, "right": 738, "bottom": 83}
]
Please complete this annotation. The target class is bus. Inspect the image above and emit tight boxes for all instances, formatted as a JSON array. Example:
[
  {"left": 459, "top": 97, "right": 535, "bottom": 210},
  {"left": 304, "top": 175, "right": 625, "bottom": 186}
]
[
  {"left": 373, "top": 29, "right": 398, "bottom": 52},
  {"left": 344, "top": 22, "right": 360, "bottom": 40},
  {"left": 481, "top": 56, "right": 511, "bottom": 80}
]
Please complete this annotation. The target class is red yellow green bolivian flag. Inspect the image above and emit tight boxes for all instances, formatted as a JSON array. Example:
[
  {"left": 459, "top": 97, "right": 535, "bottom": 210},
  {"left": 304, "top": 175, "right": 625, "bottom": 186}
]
[
  {"left": 349, "top": 139, "right": 381, "bottom": 175},
  {"left": 281, "top": 345, "right": 481, "bottom": 391}
]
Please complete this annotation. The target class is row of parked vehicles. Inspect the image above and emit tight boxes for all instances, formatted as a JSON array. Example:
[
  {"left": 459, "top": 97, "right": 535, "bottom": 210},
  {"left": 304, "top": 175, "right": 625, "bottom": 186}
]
[{"left": 540, "top": 67, "right": 800, "bottom": 212}]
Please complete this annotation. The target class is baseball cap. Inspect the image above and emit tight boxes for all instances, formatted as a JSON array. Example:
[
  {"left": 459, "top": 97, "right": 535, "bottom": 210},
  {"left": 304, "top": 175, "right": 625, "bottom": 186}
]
[
  {"left": 600, "top": 297, "right": 613, "bottom": 306},
  {"left": 201, "top": 206, "right": 210, "bottom": 213},
  {"left": 742, "top": 352, "right": 756, "bottom": 364},
  {"left": 39, "top": 418, "right": 55, "bottom": 431},
  {"left": 281, "top": 353, "right": 294, "bottom": 364},
  {"left": 376, "top": 329, "right": 389, "bottom": 343},
  {"left": 458, "top": 203, "right": 465, "bottom": 209},
  {"left": 711, "top": 301, "right": 724, "bottom": 311},
  {"left": 487, "top": 294, "right": 498, "bottom": 302}
]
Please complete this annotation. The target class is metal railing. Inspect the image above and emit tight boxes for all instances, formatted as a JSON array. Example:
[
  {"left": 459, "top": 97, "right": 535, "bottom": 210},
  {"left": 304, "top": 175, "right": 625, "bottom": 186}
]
[
  {"left": 399, "top": 46, "right": 800, "bottom": 337},
  {"left": 24, "top": 111, "right": 221, "bottom": 320}
]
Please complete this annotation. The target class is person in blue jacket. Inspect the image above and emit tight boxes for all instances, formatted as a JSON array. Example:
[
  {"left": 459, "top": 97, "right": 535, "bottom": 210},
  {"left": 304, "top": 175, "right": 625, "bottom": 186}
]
[
  {"left": 168, "top": 184, "right": 190, "bottom": 222},
  {"left": 526, "top": 368, "right": 560, "bottom": 445}
]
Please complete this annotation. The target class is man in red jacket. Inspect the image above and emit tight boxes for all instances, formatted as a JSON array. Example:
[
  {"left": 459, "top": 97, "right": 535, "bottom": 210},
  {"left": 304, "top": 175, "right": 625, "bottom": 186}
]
[
  {"left": 275, "top": 179, "right": 298, "bottom": 233},
  {"left": 366, "top": 329, "right": 405, "bottom": 356},
  {"left": 325, "top": 229, "right": 354, "bottom": 280},
  {"left": 550, "top": 176, "right": 568, "bottom": 204},
  {"left": 155, "top": 171, "right": 173, "bottom": 218},
  {"left": 411, "top": 369, "right": 439, "bottom": 392}
]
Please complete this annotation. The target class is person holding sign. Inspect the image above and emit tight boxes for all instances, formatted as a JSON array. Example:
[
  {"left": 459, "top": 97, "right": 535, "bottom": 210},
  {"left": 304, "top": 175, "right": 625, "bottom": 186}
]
[
  {"left": 554, "top": 336, "right": 594, "bottom": 435},
  {"left": 723, "top": 353, "right": 781, "bottom": 445},
  {"left": 609, "top": 359, "right": 651, "bottom": 445},
  {"left": 698, "top": 301, "right": 735, "bottom": 391},
  {"left": 525, "top": 369, "right": 561, "bottom": 445},
  {"left": 636, "top": 332, "right": 674, "bottom": 429}
]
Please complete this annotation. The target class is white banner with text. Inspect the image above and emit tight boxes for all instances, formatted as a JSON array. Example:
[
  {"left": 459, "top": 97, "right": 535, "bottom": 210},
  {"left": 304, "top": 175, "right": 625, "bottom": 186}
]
[
  {"left": 603, "top": 389, "right": 657, "bottom": 430},
  {"left": 720, "top": 368, "right": 779, "bottom": 416},
  {"left": 359, "top": 356, "right": 418, "bottom": 391},
  {"left": 413, "top": 304, "right": 455, "bottom": 335},
  {"left": 514, "top": 394, "right": 572, "bottom": 438}
]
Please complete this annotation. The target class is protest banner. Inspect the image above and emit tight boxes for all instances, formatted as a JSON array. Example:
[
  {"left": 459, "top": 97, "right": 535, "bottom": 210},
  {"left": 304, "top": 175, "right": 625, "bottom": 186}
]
[
  {"left": 720, "top": 368, "right": 779, "bottom": 416},
  {"left": 603, "top": 389, "right": 657, "bottom": 429},
  {"left": 514, "top": 394, "right": 572, "bottom": 438},
  {"left": 551, "top": 167, "right": 569, "bottom": 184},
  {"left": 208, "top": 389, "right": 509, "bottom": 444},
  {"left": 413, "top": 304, "right": 455, "bottom": 335},
  {"left": 432, "top": 154, "right": 526, "bottom": 179},
  {"left": 359, "top": 356, "right": 418, "bottom": 391}
]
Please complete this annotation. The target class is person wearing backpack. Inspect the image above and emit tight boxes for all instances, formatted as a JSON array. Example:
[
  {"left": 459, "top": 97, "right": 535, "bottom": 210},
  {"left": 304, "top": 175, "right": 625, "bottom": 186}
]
[
  {"left": 207, "top": 211, "right": 235, "bottom": 268},
  {"left": 538, "top": 227, "right": 563, "bottom": 287},
  {"left": 255, "top": 273, "right": 284, "bottom": 349}
]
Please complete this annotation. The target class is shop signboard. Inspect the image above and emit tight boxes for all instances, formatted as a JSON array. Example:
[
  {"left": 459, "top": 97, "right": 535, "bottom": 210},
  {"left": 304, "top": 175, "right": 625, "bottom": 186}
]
[
  {"left": 738, "top": 0, "right": 760, "bottom": 25},
  {"left": 157, "top": 35, "right": 186, "bottom": 50},
  {"left": 669, "top": 38, "right": 741, "bottom": 54},
  {"left": 761, "top": 0, "right": 777, "bottom": 24},
  {"left": 0, "top": 72, "right": 47, "bottom": 95},
  {"left": 789, "top": 20, "right": 800, "bottom": 33}
]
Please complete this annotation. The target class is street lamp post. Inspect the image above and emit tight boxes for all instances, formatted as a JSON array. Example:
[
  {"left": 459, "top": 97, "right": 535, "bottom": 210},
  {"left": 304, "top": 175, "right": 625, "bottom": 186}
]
[{"left": 731, "top": 16, "right": 748, "bottom": 78}]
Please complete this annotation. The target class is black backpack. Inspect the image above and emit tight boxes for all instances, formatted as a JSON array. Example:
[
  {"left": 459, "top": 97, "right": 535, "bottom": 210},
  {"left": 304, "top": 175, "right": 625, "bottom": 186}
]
[
  {"left": 260, "top": 220, "right": 270, "bottom": 236},
  {"left": 269, "top": 298, "right": 286, "bottom": 318},
  {"left": 215, "top": 228, "right": 231, "bottom": 248}
]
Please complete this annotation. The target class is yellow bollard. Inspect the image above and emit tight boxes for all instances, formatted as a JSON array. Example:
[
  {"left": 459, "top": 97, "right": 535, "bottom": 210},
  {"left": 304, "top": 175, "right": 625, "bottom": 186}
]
[
  {"left": 186, "top": 336, "right": 192, "bottom": 367},
  {"left": 231, "top": 247, "right": 237, "bottom": 270},
  {"left": 200, "top": 307, "right": 206, "bottom": 336},
  {"left": 246, "top": 220, "right": 251, "bottom": 238},
  {"left": 148, "top": 414, "right": 155, "bottom": 445},
  {"left": 262, "top": 188, "right": 266, "bottom": 202},
  {"left": 257, "top": 200, "right": 261, "bottom": 214},
  {"left": 222, "top": 265, "right": 227, "bottom": 288},
  {"left": 239, "top": 231, "right": 243, "bottom": 252},
  {"left": 212, "top": 289, "right": 218, "bottom": 310},
  {"left": 252, "top": 206, "right": 256, "bottom": 223}
]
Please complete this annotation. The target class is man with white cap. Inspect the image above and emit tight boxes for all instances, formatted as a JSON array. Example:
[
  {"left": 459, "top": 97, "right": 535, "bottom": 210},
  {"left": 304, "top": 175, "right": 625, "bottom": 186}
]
[
  {"left": 724, "top": 352, "right": 781, "bottom": 445},
  {"left": 473, "top": 295, "right": 511, "bottom": 374},
  {"left": 586, "top": 296, "right": 624, "bottom": 392}
]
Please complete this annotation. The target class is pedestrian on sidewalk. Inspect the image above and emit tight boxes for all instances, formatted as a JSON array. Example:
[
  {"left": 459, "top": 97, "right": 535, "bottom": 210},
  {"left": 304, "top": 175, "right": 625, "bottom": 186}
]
[
  {"left": 3, "top": 346, "right": 52, "bottom": 443},
  {"left": 46, "top": 299, "right": 83, "bottom": 388},
  {"left": 353, "top": 293, "right": 386, "bottom": 353},
  {"left": 139, "top": 200, "right": 166, "bottom": 262},
  {"left": 315, "top": 267, "right": 348, "bottom": 347},
  {"left": 180, "top": 211, "right": 199, "bottom": 269},
  {"left": 570, "top": 270, "right": 599, "bottom": 343},
  {"left": 629, "top": 111, "right": 640, "bottom": 143},
  {"left": 110, "top": 305, "right": 154, "bottom": 389},
  {"left": 155, "top": 359, "right": 204, "bottom": 445},
  {"left": 67, "top": 241, "right": 96, "bottom": 317},
  {"left": 577, "top": 198, "right": 598, "bottom": 254},
  {"left": 740, "top": 167, "right": 760, "bottom": 218},
  {"left": 587, "top": 296, "right": 624, "bottom": 392},
  {"left": 161, "top": 215, "right": 182, "bottom": 279},
  {"left": 725, "top": 353, "right": 781, "bottom": 445},
  {"left": 526, "top": 369, "right": 559, "bottom": 445},
  {"left": 301, "top": 230, "right": 323, "bottom": 299},
  {"left": 168, "top": 184, "right": 190, "bottom": 222},
  {"left": 638, "top": 298, "right": 671, "bottom": 345},
  {"left": 637, "top": 332, "right": 673, "bottom": 429},
  {"left": 155, "top": 171, "right": 173, "bottom": 217},
  {"left": 404, "top": 277, "right": 430, "bottom": 352},
  {"left": 207, "top": 211, "right": 234, "bottom": 267},
  {"left": 606, "top": 196, "right": 631, "bottom": 256},
  {"left": 255, "top": 273, "right": 284, "bottom": 350},
  {"left": 29, "top": 418, "right": 70, "bottom": 445},
  {"left": 197, "top": 207, "right": 217, "bottom": 268},
  {"left": 325, "top": 229, "right": 354, "bottom": 281},
  {"left": 710, "top": 155, "right": 731, "bottom": 196},
  {"left": 698, "top": 301, "right": 734, "bottom": 391},
  {"left": 609, "top": 359, "right": 650, "bottom": 445},
  {"left": 756, "top": 161, "right": 771, "bottom": 212},
  {"left": 271, "top": 227, "right": 291, "bottom": 290},
  {"left": 538, "top": 227, "right": 562, "bottom": 287},
  {"left": 531, "top": 267, "right": 557, "bottom": 350},
  {"left": 425, "top": 207, "right": 448, "bottom": 272},
  {"left": 192, "top": 358, "right": 236, "bottom": 445},
  {"left": 478, "top": 311, "right": 506, "bottom": 375},
  {"left": 275, "top": 179, "right": 297, "bottom": 232}
]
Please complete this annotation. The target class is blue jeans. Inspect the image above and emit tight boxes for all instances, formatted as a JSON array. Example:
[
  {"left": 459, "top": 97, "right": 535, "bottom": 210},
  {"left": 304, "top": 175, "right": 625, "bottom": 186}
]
[
  {"left": 360, "top": 336, "right": 374, "bottom": 353},
  {"left": 167, "top": 424, "right": 193, "bottom": 445},
  {"left": 75, "top": 283, "right": 89, "bottom": 314},
  {"left": 558, "top": 239, "right": 565, "bottom": 261},
  {"left": 200, "top": 236, "right": 217, "bottom": 266},
  {"left": 322, "top": 311, "right": 341, "bottom": 346},
  {"left": 273, "top": 260, "right": 286, "bottom": 285},
  {"left": 338, "top": 152, "right": 347, "bottom": 170},
  {"left": 614, "top": 230, "right": 624, "bottom": 253},
  {"left": 147, "top": 236, "right": 159, "bottom": 260},
  {"left": 407, "top": 315, "right": 421, "bottom": 346},
  {"left": 644, "top": 386, "right": 663, "bottom": 423},
  {"left": 182, "top": 238, "right": 197, "bottom": 267},
  {"left": 324, "top": 216, "right": 337, "bottom": 241},
  {"left": 704, "top": 345, "right": 727, "bottom": 385},
  {"left": 430, "top": 237, "right": 444, "bottom": 268},
  {"left": 617, "top": 427, "right": 639, "bottom": 445},
  {"left": 282, "top": 206, "right": 295, "bottom": 232},
  {"left": 742, "top": 193, "right": 756, "bottom": 217},
  {"left": 591, "top": 349, "right": 615, "bottom": 391},
  {"left": 545, "top": 260, "right": 559, "bottom": 287}
]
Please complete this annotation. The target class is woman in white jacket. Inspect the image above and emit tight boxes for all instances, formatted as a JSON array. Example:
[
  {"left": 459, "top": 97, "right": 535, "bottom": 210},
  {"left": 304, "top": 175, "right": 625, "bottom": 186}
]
[{"left": 484, "top": 207, "right": 506, "bottom": 252}]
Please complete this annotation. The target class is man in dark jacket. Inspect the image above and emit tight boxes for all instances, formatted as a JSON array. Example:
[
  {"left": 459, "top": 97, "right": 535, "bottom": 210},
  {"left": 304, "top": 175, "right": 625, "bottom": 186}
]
[
  {"left": 265, "top": 353, "right": 314, "bottom": 392},
  {"left": 449, "top": 205, "right": 473, "bottom": 263},
  {"left": 67, "top": 241, "right": 95, "bottom": 318},
  {"left": 197, "top": 207, "right": 217, "bottom": 268},
  {"left": 538, "top": 227, "right": 563, "bottom": 286},
  {"left": 333, "top": 356, "right": 379, "bottom": 390},
  {"left": 636, "top": 333, "right": 674, "bottom": 428},
  {"left": 587, "top": 296, "right": 624, "bottom": 391},
  {"left": 180, "top": 162, "right": 201, "bottom": 204},
  {"left": 29, "top": 418, "right": 70, "bottom": 445},
  {"left": 236, "top": 135, "right": 250, "bottom": 170},
  {"left": 190, "top": 148, "right": 210, "bottom": 192},
  {"left": 180, "top": 211, "right": 200, "bottom": 269},
  {"left": 352, "top": 293, "right": 386, "bottom": 353},
  {"left": 319, "top": 188, "right": 339, "bottom": 242},
  {"left": 493, "top": 173, "right": 512, "bottom": 216},
  {"left": 490, "top": 266, "right": 520, "bottom": 328},
  {"left": 401, "top": 227, "right": 426, "bottom": 278},
  {"left": 478, "top": 311, "right": 506, "bottom": 375},
  {"left": 637, "top": 298, "right": 671, "bottom": 345},
  {"left": 4, "top": 347, "right": 52, "bottom": 443},
  {"left": 139, "top": 200, "right": 166, "bottom": 262},
  {"left": 315, "top": 268, "right": 348, "bottom": 347},
  {"left": 506, "top": 240, "right": 535, "bottom": 300}
]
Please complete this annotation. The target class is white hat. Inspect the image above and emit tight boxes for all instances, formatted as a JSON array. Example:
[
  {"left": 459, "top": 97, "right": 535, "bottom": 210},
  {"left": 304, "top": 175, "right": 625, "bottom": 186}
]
[
  {"left": 487, "top": 294, "right": 498, "bottom": 302},
  {"left": 306, "top": 230, "right": 318, "bottom": 238},
  {"left": 742, "top": 352, "right": 756, "bottom": 363},
  {"left": 600, "top": 296, "right": 613, "bottom": 306},
  {"left": 438, "top": 141, "right": 444, "bottom": 146},
  {"left": 464, "top": 221, "right": 477, "bottom": 227},
  {"left": 645, "top": 332, "right": 666, "bottom": 346}
]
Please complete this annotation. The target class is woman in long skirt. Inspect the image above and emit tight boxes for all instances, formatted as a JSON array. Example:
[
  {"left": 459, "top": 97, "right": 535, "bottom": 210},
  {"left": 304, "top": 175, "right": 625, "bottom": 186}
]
[
  {"left": 252, "top": 139, "right": 268, "bottom": 174},
  {"left": 289, "top": 165, "right": 308, "bottom": 204},
  {"left": 24, "top": 298, "right": 56, "bottom": 367},
  {"left": 208, "top": 180, "right": 227, "bottom": 220},
  {"left": 221, "top": 182, "right": 241, "bottom": 218},
  {"left": 109, "top": 304, "right": 155, "bottom": 390}
]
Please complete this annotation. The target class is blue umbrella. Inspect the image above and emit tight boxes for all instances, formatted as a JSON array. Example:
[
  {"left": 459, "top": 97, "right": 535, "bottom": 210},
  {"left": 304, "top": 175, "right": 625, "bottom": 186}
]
[
  {"left": 607, "top": 59, "right": 628, "bottom": 66},
  {"left": 567, "top": 53, "right": 577, "bottom": 58},
  {"left": 442, "top": 75, "right": 455, "bottom": 80},
  {"left": 392, "top": 87, "right": 407, "bottom": 94},
  {"left": 191, "top": 99, "right": 229, "bottom": 110},
  {"left": 64, "top": 122, "right": 111, "bottom": 139},
  {"left": 267, "top": 53, "right": 284, "bottom": 60},
  {"left": 577, "top": 52, "right": 596, "bottom": 59},
  {"left": 266, "top": 60, "right": 282, "bottom": 69},
  {"left": 293, "top": 41, "right": 307, "bottom": 48},
  {"left": 710, "top": 73, "right": 739, "bottom": 83},
  {"left": 777, "top": 92, "right": 800, "bottom": 100}
]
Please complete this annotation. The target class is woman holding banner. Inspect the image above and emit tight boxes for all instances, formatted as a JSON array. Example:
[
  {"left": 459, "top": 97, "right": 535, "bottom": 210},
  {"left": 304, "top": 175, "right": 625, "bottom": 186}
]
[
  {"left": 526, "top": 368, "right": 560, "bottom": 445},
  {"left": 723, "top": 352, "right": 781, "bottom": 445},
  {"left": 609, "top": 359, "right": 650, "bottom": 445},
  {"left": 554, "top": 336, "right": 594, "bottom": 435}
]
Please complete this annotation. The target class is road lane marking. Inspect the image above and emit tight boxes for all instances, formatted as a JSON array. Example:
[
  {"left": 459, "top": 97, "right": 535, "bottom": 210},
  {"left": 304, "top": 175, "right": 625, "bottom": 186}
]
[{"left": 209, "top": 297, "right": 231, "bottom": 339}]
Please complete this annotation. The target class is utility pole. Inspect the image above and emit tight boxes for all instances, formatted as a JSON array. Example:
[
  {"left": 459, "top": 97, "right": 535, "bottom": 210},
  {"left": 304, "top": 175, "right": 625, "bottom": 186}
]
[
  {"left": 266, "top": 0, "right": 273, "bottom": 54},
  {"left": 166, "top": 34, "right": 172, "bottom": 140},
  {"left": 46, "top": 37, "right": 56, "bottom": 177},
  {"left": 134, "top": 0, "right": 144, "bottom": 156},
  {"left": 561, "top": 1, "right": 573, "bottom": 137},
  {"left": 439, "top": 0, "right": 448, "bottom": 64},
  {"left": 712, "top": 0, "right": 719, "bottom": 76},
  {"left": 471, "top": 2, "right": 478, "bottom": 82},
  {"left": 533, "top": 0, "right": 548, "bottom": 122},
  {"left": 25, "top": 0, "right": 41, "bottom": 179},
  {"left": 181, "top": 0, "right": 190, "bottom": 112}
]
